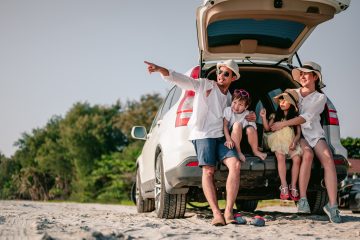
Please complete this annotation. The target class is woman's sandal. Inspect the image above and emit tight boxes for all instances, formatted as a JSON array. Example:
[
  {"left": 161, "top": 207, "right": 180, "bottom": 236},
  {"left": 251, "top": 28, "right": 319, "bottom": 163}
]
[
  {"left": 289, "top": 184, "right": 300, "bottom": 201},
  {"left": 279, "top": 185, "right": 289, "bottom": 200}
]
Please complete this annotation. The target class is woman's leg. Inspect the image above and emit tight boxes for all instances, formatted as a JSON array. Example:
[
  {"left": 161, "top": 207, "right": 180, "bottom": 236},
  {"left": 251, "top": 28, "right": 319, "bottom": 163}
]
[
  {"left": 246, "top": 126, "right": 267, "bottom": 160},
  {"left": 298, "top": 139, "right": 314, "bottom": 198},
  {"left": 313, "top": 139, "right": 338, "bottom": 206}
]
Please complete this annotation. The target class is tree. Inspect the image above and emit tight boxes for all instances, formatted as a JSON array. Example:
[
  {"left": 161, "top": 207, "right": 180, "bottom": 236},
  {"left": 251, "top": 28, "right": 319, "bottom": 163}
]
[
  {"left": 114, "top": 93, "right": 163, "bottom": 141},
  {"left": 60, "top": 102, "right": 127, "bottom": 200},
  {"left": 341, "top": 137, "right": 360, "bottom": 158}
]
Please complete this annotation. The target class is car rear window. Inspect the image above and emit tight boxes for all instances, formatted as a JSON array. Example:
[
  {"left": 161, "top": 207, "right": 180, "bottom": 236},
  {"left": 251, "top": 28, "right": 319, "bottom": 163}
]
[{"left": 207, "top": 19, "right": 305, "bottom": 49}]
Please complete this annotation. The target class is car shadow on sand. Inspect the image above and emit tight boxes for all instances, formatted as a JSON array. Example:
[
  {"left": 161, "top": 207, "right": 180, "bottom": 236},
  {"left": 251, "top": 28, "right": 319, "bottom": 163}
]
[{"left": 186, "top": 207, "right": 360, "bottom": 223}]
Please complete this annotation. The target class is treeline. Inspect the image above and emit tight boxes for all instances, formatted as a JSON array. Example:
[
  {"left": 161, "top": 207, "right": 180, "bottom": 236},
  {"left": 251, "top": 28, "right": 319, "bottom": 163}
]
[
  {"left": 341, "top": 137, "right": 360, "bottom": 159},
  {"left": 0, "top": 93, "right": 163, "bottom": 202}
]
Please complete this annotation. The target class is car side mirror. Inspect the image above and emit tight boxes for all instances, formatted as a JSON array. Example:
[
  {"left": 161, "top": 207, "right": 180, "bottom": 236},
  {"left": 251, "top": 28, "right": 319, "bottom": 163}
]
[{"left": 131, "top": 126, "right": 147, "bottom": 140}]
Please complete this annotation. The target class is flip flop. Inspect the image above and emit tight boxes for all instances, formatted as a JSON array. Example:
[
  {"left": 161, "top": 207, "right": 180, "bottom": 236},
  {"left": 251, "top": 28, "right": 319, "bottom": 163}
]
[
  {"left": 234, "top": 213, "right": 247, "bottom": 225},
  {"left": 250, "top": 215, "right": 265, "bottom": 227},
  {"left": 211, "top": 215, "right": 225, "bottom": 226}
]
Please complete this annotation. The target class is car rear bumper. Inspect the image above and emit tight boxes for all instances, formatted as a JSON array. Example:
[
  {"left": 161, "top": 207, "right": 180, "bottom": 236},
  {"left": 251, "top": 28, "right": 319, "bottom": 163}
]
[{"left": 165, "top": 154, "right": 348, "bottom": 196}]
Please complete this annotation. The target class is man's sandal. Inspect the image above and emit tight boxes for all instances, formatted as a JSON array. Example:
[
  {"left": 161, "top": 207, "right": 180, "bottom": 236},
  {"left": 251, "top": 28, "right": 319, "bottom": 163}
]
[{"left": 279, "top": 185, "right": 289, "bottom": 200}]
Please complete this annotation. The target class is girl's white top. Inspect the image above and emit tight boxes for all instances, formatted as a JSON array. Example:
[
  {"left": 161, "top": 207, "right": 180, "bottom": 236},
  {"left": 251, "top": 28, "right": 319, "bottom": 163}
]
[
  {"left": 223, "top": 108, "right": 256, "bottom": 129},
  {"left": 163, "top": 70, "right": 231, "bottom": 140},
  {"left": 295, "top": 88, "right": 327, "bottom": 147}
]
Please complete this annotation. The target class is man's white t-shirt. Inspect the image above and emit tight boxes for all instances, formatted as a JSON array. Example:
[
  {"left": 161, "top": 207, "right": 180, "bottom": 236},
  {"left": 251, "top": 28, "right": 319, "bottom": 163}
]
[{"left": 163, "top": 71, "right": 231, "bottom": 140}]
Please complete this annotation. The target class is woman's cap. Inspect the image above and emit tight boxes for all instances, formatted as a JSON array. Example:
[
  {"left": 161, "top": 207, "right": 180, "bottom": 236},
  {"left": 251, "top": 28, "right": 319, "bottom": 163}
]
[
  {"left": 292, "top": 61, "right": 325, "bottom": 89},
  {"left": 273, "top": 89, "right": 299, "bottom": 111},
  {"left": 217, "top": 59, "right": 240, "bottom": 80}
]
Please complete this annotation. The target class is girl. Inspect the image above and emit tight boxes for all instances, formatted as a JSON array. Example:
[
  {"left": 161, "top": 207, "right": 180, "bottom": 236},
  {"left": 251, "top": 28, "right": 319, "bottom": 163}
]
[
  {"left": 260, "top": 89, "right": 302, "bottom": 201},
  {"left": 271, "top": 61, "right": 342, "bottom": 223}
]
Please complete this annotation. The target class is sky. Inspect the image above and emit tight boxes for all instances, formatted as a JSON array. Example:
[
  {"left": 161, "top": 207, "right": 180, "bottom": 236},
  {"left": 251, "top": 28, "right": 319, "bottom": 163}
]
[{"left": 1, "top": 0, "right": 359, "bottom": 157}]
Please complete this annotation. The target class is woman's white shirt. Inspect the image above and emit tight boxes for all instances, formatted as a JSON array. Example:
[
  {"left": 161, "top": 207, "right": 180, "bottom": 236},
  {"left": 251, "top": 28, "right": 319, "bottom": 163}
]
[
  {"left": 163, "top": 70, "right": 230, "bottom": 140},
  {"left": 295, "top": 88, "right": 327, "bottom": 147}
]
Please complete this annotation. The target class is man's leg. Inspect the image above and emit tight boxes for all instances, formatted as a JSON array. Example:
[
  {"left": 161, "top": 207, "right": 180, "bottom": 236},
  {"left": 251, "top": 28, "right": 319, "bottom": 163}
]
[
  {"left": 193, "top": 138, "right": 224, "bottom": 225},
  {"left": 202, "top": 166, "right": 223, "bottom": 221},
  {"left": 222, "top": 157, "right": 241, "bottom": 221}
]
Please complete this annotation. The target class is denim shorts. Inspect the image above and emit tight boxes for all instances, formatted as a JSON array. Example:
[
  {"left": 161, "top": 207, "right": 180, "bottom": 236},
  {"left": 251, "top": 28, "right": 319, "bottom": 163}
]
[{"left": 192, "top": 137, "right": 239, "bottom": 167}]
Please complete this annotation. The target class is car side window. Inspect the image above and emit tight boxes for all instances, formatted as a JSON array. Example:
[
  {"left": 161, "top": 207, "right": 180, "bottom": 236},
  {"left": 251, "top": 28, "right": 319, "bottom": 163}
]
[
  {"left": 149, "top": 88, "right": 176, "bottom": 132},
  {"left": 159, "top": 86, "right": 176, "bottom": 119},
  {"left": 169, "top": 86, "right": 182, "bottom": 108}
]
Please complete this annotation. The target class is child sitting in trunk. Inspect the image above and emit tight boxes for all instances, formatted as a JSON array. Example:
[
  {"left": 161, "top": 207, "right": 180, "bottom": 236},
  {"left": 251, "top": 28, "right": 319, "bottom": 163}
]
[
  {"left": 260, "top": 89, "right": 302, "bottom": 200},
  {"left": 223, "top": 89, "right": 267, "bottom": 162}
]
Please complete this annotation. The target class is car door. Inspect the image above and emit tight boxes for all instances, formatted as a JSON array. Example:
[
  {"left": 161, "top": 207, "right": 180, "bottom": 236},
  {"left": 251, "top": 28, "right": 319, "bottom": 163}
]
[
  {"left": 139, "top": 87, "right": 177, "bottom": 191},
  {"left": 197, "top": 0, "right": 350, "bottom": 63}
]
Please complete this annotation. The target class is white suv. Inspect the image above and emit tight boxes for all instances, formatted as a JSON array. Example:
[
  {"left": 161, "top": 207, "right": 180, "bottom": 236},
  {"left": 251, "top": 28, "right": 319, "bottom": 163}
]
[{"left": 132, "top": 0, "right": 350, "bottom": 219}]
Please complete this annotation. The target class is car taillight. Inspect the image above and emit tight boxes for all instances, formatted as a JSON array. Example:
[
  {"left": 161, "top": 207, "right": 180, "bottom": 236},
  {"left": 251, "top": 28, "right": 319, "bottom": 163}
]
[
  {"left": 186, "top": 161, "right": 199, "bottom": 167},
  {"left": 175, "top": 66, "right": 200, "bottom": 127},
  {"left": 325, "top": 102, "right": 339, "bottom": 126}
]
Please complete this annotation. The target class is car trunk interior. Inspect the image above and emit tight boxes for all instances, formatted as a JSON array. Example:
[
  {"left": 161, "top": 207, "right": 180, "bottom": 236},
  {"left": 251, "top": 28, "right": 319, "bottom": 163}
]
[{"left": 205, "top": 64, "right": 300, "bottom": 154}]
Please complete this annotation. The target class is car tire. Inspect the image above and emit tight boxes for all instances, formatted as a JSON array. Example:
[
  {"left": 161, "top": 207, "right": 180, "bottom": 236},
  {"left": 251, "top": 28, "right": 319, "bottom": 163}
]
[
  {"left": 155, "top": 152, "right": 186, "bottom": 219},
  {"left": 307, "top": 189, "right": 328, "bottom": 214},
  {"left": 235, "top": 199, "right": 258, "bottom": 212},
  {"left": 136, "top": 168, "right": 155, "bottom": 213}
]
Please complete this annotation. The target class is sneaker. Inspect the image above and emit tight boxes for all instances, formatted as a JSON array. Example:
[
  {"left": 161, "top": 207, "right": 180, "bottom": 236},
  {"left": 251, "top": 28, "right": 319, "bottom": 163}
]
[
  {"left": 323, "top": 203, "right": 342, "bottom": 223},
  {"left": 297, "top": 197, "right": 311, "bottom": 214}
]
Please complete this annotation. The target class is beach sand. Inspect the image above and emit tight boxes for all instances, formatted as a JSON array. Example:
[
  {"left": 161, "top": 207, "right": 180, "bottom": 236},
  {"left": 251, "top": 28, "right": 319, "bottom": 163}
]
[{"left": 0, "top": 200, "right": 359, "bottom": 239}]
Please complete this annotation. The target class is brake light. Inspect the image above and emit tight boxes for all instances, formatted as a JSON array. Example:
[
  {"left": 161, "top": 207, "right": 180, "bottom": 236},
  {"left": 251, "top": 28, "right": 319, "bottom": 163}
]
[
  {"left": 186, "top": 161, "right": 199, "bottom": 167},
  {"left": 325, "top": 102, "right": 339, "bottom": 126},
  {"left": 175, "top": 66, "right": 200, "bottom": 127},
  {"left": 334, "top": 159, "right": 346, "bottom": 165}
]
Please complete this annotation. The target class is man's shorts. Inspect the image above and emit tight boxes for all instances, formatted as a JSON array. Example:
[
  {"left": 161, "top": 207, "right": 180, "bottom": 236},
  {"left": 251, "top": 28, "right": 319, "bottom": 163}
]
[{"left": 192, "top": 137, "right": 239, "bottom": 167}]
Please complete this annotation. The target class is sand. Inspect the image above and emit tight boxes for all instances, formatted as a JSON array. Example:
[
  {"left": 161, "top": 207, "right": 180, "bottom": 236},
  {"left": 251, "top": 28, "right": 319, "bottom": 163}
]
[{"left": 0, "top": 200, "right": 359, "bottom": 240}]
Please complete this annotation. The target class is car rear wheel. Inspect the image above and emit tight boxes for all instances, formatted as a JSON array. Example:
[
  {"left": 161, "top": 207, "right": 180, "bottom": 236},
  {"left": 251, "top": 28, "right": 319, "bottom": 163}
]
[
  {"left": 136, "top": 168, "right": 155, "bottom": 213},
  {"left": 235, "top": 199, "right": 258, "bottom": 212},
  {"left": 155, "top": 152, "right": 186, "bottom": 219},
  {"left": 307, "top": 189, "right": 328, "bottom": 214}
]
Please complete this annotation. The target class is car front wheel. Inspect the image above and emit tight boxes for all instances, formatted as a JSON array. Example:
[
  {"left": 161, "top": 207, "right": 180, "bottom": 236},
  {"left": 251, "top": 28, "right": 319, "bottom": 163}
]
[{"left": 155, "top": 152, "right": 186, "bottom": 219}]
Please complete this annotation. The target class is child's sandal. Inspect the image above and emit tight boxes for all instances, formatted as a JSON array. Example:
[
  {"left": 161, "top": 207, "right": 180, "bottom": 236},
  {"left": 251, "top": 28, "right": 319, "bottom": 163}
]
[
  {"left": 279, "top": 185, "right": 289, "bottom": 200},
  {"left": 289, "top": 184, "right": 300, "bottom": 201}
]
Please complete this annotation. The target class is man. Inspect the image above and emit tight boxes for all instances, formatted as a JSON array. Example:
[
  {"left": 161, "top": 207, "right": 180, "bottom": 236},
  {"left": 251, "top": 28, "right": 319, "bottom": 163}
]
[{"left": 144, "top": 59, "right": 254, "bottom": 226}]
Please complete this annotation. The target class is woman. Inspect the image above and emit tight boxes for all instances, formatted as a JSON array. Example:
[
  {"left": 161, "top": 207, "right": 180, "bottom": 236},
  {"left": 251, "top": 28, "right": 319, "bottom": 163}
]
[{"left": 271, "top": 61, "right": 341, "bottom": 223}]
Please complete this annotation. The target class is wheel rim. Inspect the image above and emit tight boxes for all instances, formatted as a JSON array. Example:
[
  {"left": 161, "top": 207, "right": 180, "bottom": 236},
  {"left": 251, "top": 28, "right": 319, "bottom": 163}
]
[{"left": 155, "top": 160, "right": 162, "bottom": 211}]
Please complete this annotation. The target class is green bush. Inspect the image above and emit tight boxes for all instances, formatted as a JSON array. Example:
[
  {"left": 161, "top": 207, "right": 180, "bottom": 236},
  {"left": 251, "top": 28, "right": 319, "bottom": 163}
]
[{"left": 341, "top": 137, "right": 360, "bottom": 158}]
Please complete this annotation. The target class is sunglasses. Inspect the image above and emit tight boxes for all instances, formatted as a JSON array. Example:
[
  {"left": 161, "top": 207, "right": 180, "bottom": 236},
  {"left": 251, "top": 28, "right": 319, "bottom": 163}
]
[
  {"left": 217, "top": 69, "right": 231, "bottom": 77},
  {"left": 234, "top": 89, "right": 250, "bottom": 97}
]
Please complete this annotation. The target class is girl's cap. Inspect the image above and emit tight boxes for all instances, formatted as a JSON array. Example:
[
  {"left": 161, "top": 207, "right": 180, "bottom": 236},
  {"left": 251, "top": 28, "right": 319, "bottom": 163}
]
[{"left": 273, "top": 89, "right": 299, "bottom": 111}]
